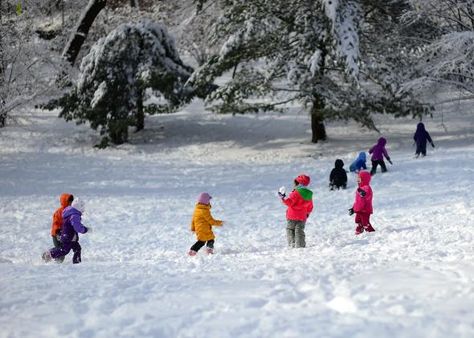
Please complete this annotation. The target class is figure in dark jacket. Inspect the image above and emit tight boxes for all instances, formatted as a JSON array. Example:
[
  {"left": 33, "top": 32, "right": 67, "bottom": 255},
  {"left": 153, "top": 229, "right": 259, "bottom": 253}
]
[
  {"left": 414, "top": 122, "right": 435, "bottom": 157},
  {"left": 329, "top": 159, "right": 347, "bottom": 190}
]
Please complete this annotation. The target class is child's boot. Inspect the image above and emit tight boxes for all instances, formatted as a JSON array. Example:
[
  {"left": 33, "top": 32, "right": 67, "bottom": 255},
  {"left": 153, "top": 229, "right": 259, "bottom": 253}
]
[
  {"left": 42, "top": 250, "right": 52, "bottom": 263},
  {"left": 188, "top": 250, "right": 197, "bottom": 256},
  {"left": 364, "top": 224, "right": 375, "bottom": 232},
  {"left": 206, "top": 247, "right": 214, "bottom": 255},
  {"left": 355, "top": 224, "right": 364, "bottom": 235}
]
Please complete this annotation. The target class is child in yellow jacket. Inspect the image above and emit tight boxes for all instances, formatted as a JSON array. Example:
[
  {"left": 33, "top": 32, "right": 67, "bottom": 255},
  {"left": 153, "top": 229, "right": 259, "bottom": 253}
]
[{"left": 189, "top": 193, "right": 224, "bottom": 256}]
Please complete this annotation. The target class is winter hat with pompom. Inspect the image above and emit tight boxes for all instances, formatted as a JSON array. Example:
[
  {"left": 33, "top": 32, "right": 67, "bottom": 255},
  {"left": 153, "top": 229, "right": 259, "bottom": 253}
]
[
  {"left": 197, "top": 193, "right": 212, "bottom": 205},
  {"left": 295, "top": 174, "right": 311, "bottom": 186},
  {"left": 72, "top": 198, "right": 85, "bottom": 213}
]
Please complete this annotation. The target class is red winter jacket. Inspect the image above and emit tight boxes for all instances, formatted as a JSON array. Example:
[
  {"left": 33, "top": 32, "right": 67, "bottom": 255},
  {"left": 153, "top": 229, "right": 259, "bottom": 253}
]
[
  {"left": 353, "top": 171, "right": 373, "bottom": 214},
  {"left": 283, "top": 187, "right": 313, "bottom": 221}
]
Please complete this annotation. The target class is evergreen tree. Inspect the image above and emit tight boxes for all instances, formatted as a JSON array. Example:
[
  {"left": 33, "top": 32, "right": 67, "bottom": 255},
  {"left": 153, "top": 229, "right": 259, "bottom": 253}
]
[
  {"left": 53, "top": 19, "right": 194, "bottom": 147},
  {"left": 188, "top": 0, "right": 432, "bottom": 142}
]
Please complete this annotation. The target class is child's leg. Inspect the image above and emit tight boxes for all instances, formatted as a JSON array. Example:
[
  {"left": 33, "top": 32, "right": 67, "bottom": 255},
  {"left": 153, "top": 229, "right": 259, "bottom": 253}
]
[
  {"left": 294, "top": 221, "right": 306, "bottom": 248},
  {"left": 380, "top": 160, "right": 387, "bottom": 172},
  {"left": 205, "top": 240, "right": 215, "bottom": 254},
  {"left": 286, "top": 220, "right": 296, "bottom": 248},
  {"left": 50, "top": 241, "right": 73, "bottom": 259},
  {"left": 206, "top": 240, "right": 214, "bottom": 249},
  {"left": 71, "top": 242, "right": 82, "bottom": 264},
  {"left": 354, "top": 213, "right": 364, "bottom": 235},
  {"left": 370, "top": 160, "right": 378, "bottom": 175},
  {"left": 362, "top": 214, "right": 375, "bottom": 232},
  {"left": 190, "top": 240, "right": 206, "bottom": 252},
  {"left": 52, "top": 236, "right": 65, "bottom": 263}
]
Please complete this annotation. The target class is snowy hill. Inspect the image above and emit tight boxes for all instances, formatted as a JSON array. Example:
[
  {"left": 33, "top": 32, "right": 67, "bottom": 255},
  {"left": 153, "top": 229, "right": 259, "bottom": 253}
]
[{"left": 0, "top": 98, "right": 473, "bottom": 337}]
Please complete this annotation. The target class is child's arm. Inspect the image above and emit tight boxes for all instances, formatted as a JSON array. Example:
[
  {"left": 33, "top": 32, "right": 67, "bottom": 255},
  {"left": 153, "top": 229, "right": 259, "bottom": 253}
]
[
  {"left": 190, "top": 219, "right": 195, "bottom": 232},
  {"left": 205, "top": 210, "right": 223, "bottom": 226},
  {"left": 426, "top": 131, "right": 434, "bottom": 146},
  {"left": 70, "top": 214, "right": 88, "bottom": 234},
  {"left": 383, "top": 148, "right": 392, "bottom": 164}
]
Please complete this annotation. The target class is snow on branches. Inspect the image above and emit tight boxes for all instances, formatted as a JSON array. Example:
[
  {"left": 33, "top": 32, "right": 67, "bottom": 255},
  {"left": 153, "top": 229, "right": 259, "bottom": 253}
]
[{"left": 55, "top": 19, "right": 193, "bottom": 147}]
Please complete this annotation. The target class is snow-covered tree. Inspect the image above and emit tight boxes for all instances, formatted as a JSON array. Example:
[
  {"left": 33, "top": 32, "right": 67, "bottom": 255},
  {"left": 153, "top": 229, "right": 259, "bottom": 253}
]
[
  {"left": 404, "top": 0, "right": 474, "bottom": 98},
  {"left": 188, "top": 0, "right": 432, "bottom": 142},
  {"left": 51, "top": 20, "right": 194, "bottom": 147}
]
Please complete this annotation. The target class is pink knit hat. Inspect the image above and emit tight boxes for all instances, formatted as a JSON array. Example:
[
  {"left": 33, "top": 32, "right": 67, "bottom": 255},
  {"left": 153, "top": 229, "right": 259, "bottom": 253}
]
[{"left": 197, "top": 192, "right": 212, "bottom": 204}]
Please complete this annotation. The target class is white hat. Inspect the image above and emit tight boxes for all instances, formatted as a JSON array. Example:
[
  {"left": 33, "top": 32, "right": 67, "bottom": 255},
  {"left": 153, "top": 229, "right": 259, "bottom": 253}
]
[{"left": 72, "top": 198, "right": 85, "bottom": 213}]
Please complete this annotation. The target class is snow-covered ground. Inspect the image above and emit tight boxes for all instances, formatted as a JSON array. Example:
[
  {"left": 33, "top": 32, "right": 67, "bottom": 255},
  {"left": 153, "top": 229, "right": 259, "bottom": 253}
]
[{"left": 0, "top": 98, "right": 473, "bottom": 337}]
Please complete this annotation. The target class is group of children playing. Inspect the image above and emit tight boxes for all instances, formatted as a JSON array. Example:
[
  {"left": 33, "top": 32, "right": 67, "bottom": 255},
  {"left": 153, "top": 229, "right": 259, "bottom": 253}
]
[{"left": 43, "top": 123, "right": 435, "bottom": 262}]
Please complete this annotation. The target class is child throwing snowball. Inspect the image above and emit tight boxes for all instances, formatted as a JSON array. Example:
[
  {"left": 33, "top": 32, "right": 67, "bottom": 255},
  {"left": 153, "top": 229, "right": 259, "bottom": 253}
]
[
  {"left": 278, "top": 174, "right": 313, "bottom": 248},
  {"left": 189, "top": 193, "right": 224, "bottom": 256},
  {"left": 42, "top": 198, "right": 91, "bottom": 264},
  {"left": 348, "top": 171, "right": 375, "bottom": 235},
  {"left": 50, "top": 193, "right": 74, "bottom": 263}
]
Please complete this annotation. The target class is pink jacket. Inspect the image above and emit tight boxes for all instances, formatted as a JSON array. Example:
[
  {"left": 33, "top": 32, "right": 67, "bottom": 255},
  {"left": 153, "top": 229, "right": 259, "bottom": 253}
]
[
  {"left": 283, "top": 187, "right": 313, "bottom": 221},
  {"left": 353, "top": 171, "right": 373, "bottom": 214}
]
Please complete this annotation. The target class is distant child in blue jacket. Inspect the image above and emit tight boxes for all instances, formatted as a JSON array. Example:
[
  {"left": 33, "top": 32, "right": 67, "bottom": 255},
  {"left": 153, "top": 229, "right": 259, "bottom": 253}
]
[
  {"left": 413, "top": 122, "right": 435, "bottom": 157},
  {"left": 349, "top": 152, "right": 367, "bottom": 173}
]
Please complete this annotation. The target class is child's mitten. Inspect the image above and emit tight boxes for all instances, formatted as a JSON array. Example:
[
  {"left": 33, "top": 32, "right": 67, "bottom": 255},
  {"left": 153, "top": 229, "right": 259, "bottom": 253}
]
[
  {"left": 278, "top": 186, "right": 286, "bottom": 198},
  {"left": 348, "top": 208, "right": 354, "bottom": 216}
]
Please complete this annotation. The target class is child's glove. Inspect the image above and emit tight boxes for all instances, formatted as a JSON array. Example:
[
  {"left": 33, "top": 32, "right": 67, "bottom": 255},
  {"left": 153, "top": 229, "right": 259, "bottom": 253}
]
[
  {"left": 387, "top": 158, "right": 393, "bottom": 165},
  {"left": 86, "top": 226, "right": 93, "bottom": 234},
  {"left": 357, "top": 188, "right": 366, "bottom": 197},
  {"left": 431, "top": 142, "right": 435, "bottom": 148},
  {"left": 348, "top": 208, "right": 354, "bottom": 216},
  {"left": 278, "top": 186, "right": 286, "bottom": 198}
]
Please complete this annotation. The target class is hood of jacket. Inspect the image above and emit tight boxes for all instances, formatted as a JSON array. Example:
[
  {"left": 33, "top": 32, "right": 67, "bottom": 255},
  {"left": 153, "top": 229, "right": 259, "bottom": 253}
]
[
  {"left": 63, "top": 205, "right": 82, "bottom": 219},
  {"left": 377, "top": 137, "right": 387, "bottom": 146},
  {"left": 359, "top": 171, "right": 371, "bottom": 186},
  {"left": 357, "top": 152, "right": 366, "bottom": 161},
  {"left": 335, "top": 159, "right": 344, "bottom": 169},
  {"left": 59, "top": 193, "right": 72, "bottom": 208},
  {"left": 416, "top": 122, "right": 425, "bottom": 132},
  {"left": 296, "top": 187, "right": 313, "bottom": 201}
]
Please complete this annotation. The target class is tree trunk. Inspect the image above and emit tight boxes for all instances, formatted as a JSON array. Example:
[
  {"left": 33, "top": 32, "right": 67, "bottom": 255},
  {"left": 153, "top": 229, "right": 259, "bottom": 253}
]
[
  {"left": 129, "top": 0, "right": 139, "bottom": 8},
  {"left": 311, "top": 95, "right": 327, "bottom": 143},
  {"left": 62, "top": 0, "right": 106, "bottom": 65},
  {"left": 135, "top": 89, "right": 144, "bottom": 132}
]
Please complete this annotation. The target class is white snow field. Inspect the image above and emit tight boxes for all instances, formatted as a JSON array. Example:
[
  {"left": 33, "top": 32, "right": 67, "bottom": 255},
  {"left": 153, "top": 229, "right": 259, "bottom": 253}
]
[{"left": 0, "top": 98, "right": 473, "bottom": 338}]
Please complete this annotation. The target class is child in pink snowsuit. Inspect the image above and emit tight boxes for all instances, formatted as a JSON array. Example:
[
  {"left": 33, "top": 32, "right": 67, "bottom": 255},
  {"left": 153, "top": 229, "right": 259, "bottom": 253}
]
[{"left": 349, "top": 171, "right": 375, "bottom": 235}]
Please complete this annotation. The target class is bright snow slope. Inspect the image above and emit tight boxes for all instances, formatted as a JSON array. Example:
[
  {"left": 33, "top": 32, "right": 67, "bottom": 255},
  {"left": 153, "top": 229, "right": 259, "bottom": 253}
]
[{"left": 0, "top": 98, "right": 473, "bottom": 338}]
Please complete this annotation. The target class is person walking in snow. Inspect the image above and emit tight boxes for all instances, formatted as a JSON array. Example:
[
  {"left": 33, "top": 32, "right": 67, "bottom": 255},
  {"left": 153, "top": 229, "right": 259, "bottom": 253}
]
[
  {"left": 42, "top": 198, "right": 91, "bottom": 264},
  {"left": 49, "top": 193, "right": 74, "bottom": 263},
  {"left": 278, "top": 174, "right": 313, "bottom": 248},
  {"left": 329, "top": 159, "right": 347, "bottom": 190},
  {"left": 413, "top": 122, "right": 435, "bottom": 158},
  {"left": 349, "top": 152, "right": 367, "bottom": 173},
  {"left": 369, "top": 137, "right": 392, "bottom": 175},
  {"left": 188, "top": 193, "right": 224, "bottom": 256},
  {"left": 348, "top": 171, "right": 375, "bottom": 235}
]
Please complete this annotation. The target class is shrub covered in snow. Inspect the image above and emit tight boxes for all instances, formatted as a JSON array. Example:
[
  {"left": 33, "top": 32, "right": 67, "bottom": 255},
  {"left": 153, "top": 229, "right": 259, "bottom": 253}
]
[{"left": 54, "top": 19, "right": 193, "bottom": 147}]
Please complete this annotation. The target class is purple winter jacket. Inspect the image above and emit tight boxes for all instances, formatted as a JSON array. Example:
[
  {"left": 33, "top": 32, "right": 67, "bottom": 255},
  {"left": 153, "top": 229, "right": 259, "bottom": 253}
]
[
  {"left": 369, "top": 137, "right": 391, "bottom": 161},
  {"left": 61, "top": 206, "right": 88, "bottom": 242}
]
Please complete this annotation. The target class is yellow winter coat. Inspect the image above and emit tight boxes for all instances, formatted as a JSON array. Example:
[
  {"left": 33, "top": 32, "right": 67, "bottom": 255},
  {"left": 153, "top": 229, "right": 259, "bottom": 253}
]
[{"left": 190, "top": 203, "right": 223, "bottom": 241}]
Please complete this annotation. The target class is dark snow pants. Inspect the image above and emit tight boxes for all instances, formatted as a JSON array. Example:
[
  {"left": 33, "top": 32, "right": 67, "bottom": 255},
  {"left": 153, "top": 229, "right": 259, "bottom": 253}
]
[
  {"left": 50, "top": 238, "right": 82, "bottom": 264},
  {"left": 51, "top": 235, "right": 65, "bottom": 263},
  {"left": 370, "top": 160, "right": 387, "bottom": 175},
  {"left": 415, "top": 142, "right": 427, "bottom": 156},
  {"left": 190, "top": 239, "right": 214, "bottom": 252}
]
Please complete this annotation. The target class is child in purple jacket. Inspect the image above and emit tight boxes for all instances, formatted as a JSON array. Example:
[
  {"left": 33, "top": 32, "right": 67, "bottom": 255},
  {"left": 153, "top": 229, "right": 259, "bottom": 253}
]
[
  {"left": 42, "top": 198, "right": 92, "bottom": 264},
  {"left": 368, "top": 137, "right": 392, "bottom": 175}
]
